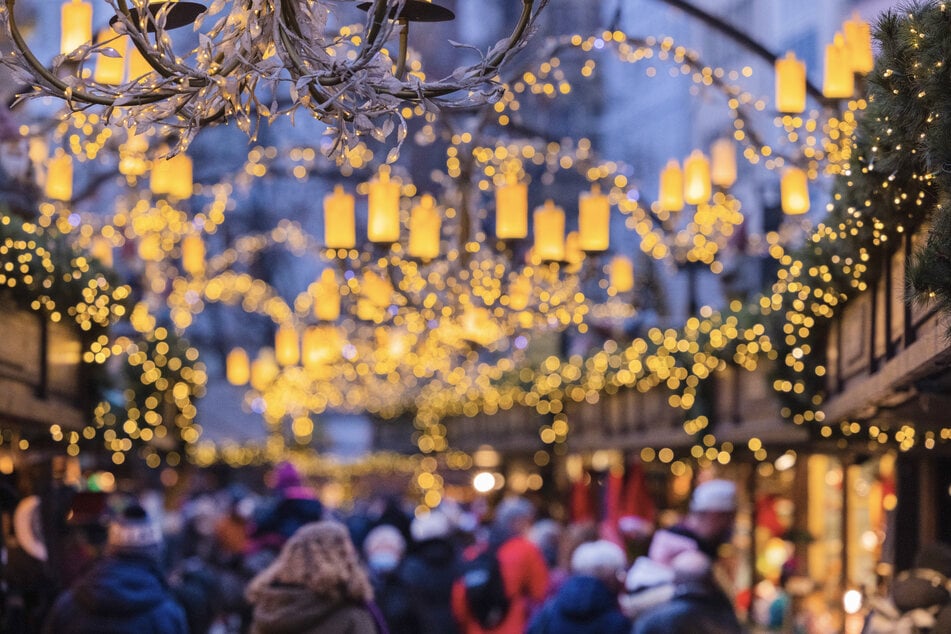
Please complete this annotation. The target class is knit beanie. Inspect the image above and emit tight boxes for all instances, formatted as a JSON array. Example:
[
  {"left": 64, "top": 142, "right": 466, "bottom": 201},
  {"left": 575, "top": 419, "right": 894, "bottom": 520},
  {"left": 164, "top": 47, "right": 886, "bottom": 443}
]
[{"left": 107, "top": 503, "right": 162, "bottom": 559}]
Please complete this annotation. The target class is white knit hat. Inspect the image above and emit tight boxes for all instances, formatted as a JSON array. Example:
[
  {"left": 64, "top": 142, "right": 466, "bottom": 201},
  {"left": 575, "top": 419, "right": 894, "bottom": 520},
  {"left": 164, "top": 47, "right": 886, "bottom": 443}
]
[
  {"left": 107, "top": 504, "right": 162, "bottom": 557},
  {"left": 410, "top": 510, "right": 451, "bottom": 542},
  {"left": 689, "top": 479, "right": 737, "bottom": 513},
  {"left": 570, "top": 539, "right": 627, "bottom": 578}
]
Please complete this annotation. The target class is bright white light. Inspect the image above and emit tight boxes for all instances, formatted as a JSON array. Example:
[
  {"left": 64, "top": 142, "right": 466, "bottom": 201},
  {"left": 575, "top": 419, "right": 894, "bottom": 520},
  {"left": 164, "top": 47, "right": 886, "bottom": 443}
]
[
  {"left": 843, "top": 589, "right": 863, "bottom": 615},
  {"left": 473, "top": 472, "right": 496, "bottom": 493},
  {"left": 774, "top": 451, "right": 797, "bottom": 471}
]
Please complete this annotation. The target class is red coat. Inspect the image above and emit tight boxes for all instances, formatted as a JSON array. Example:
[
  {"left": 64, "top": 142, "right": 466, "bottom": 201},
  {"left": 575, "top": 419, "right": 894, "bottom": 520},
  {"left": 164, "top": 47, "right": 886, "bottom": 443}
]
[{"left": 452, "top": 535, "right": 549, "bottom": 634}]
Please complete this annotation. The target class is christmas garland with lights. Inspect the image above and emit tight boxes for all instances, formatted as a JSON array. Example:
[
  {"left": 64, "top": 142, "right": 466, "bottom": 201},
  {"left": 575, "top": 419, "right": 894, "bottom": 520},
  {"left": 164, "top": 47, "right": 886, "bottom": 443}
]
[{"left": 771, "top": 2, "right": 949, "bottom": 430}]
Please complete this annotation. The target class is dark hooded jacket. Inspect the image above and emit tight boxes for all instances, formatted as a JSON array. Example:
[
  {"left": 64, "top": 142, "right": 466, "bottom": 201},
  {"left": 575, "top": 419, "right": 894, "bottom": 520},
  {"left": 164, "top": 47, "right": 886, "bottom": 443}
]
[
  {"left": 248, "top": 583, "right": 378, "bottom": 634},
  {"left": 41, "top": 555, "right": 187, "bottom": 634},
  {"left": 632, "top": 578, "right": 744, "bottom": 634},
  {"left": 526, "top": 575, "right": 629, "bottom": 634},
  {"left": 399, "top": 537, "right": 460, "bottom": 634}
]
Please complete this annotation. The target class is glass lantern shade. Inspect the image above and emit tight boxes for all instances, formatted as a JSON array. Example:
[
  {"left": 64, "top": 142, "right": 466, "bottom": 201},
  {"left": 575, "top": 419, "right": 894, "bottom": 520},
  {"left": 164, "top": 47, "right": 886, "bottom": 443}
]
[
  {"left": 533, "top": 200, "right": 566, "bottom": 262},
  {"left": 775, "top": 51, "right": 806, "bottom": 114},
  {"left": 578, "top": 185, "right": 610, "bottom": 252},
  {"left": 324, "top": 185, "right": 356, "bottom": 249}
]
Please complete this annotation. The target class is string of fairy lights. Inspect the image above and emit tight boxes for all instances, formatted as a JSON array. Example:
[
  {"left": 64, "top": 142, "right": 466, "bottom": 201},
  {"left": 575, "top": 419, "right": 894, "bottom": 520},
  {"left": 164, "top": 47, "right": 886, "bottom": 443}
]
[{"left": 2, "top": 3, "right": 950, "bottom": 503}]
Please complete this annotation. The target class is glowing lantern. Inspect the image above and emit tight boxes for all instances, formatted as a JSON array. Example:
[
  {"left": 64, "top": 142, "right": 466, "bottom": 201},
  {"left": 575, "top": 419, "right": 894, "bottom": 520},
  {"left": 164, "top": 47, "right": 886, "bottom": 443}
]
[
  {"left": 683, "top": 150, "right": 711, "bottom": 205},
  {"left": 275, "top": 326, "right": 300, "bottom": 366},
  {"left": 844, "top": 13, "right": 874, "bottom": 74},
  {"left": 181, "top": 234, "right": 205, "bottom": 276},
  {"left": 367, "top": 165, "right": 400, "bottom": 243},
  {"left": 578, "top": 184, "right": 610, "bottom": 252},
  {"left": 249, "top": 348, "right": 278, "bottom": 390},
  {"left": 658, "top": 160, "right": 684, "bottom": 212},
  {"left": 90, "top": 236, "right": 114, "bottom": 268},
  {"left": 495, "top": 172, "right": 528, "bottom": 239},
  {"left": 128, "top": 44, "right": 153, "bottom": 80},
  {"left": 775, "top": 51, "right": 806, "bottom": 114},
  {"left": 45, "top": 151, "right": 73, "bottom": 201},
  {"left": 119, "top": 127, "right": 148, "bottom": 177},
  {"left": 533, "top": 200, "right": 565, "bottom": 262},
  {"left": 710, "top": 138, "right": 737, "bottom": 188},
  {"left": 362, "top": 270, "right": 393, "bottom": 307},
  {"left": 303, "top": 326, "right": 340, "bottom": 368},
  {"left": 323, "top": 185, "right": 355, "bottom": 249},
  {"left": 823, "top": 33, "right": 854, "bottom": 99},
  {"left": 61, "top": 0, "right": 92, "bottom": 54},
  {"left": 408, "top": 194, "right": 441, "bottom": 260},
  {"left": 312, "top": 269, "right": 340, "bottom": 322},
  {"left": 781, "top": 167, "right": 810, "bottom": 215},
  {"left": 150, "top": 152, "right": 192, "bottom": 199},
  {"left": 93, "top": 27, "right": 127, "bottom": 85},
  {"left": 609, "top": 255, "right": 635, "bottom": 293},
  {"left": 226, "top": 348, "right": 250, "bottom": 385},
  {"left": 507, "top": 274, "right": 532, "bottom": 311},
  {"left": 137, "top": 234, "right": 162, "bottom": 261}
]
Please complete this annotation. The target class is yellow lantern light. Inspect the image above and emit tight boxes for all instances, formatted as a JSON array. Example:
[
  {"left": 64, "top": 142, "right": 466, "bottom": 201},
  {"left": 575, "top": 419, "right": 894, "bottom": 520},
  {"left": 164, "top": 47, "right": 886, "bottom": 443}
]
[
  {"left": 167, "top": 153, "right": 193, "bottom": 200},
  {"left": 564, "top": 231, "right": 585, "bottom": 272},
  {"left": 775, "top": 51, "right": 806, "bottom": 114},
  {"left": 362, "top": 270, "right": 393, "bottom": 307},
  {"left": 150, "top": 152, "right": 173, "bottom": 195},
  {"left": 495, "top": 171, "right": 528, "bottom": 239},
  {"left": 61, "top": 0, "right": 93, "bottom": 55},
  {"left": 119, "top": 127, "right": 148, "bottom": 177},
  {"left": 324, "top": 185, "right": 356, "bottom": 249},
  {"left": 781, "top": 167, "right": 810, "bottom": 215},
  {"left": 578, "top": 184, "right": 610, "bottom": 252},
  {"left": 90, "top": 236, "right": 114, "bottom": 268},
  {"left": 408, "top": 194, "right": 441, "bottom": 260},
  {"left": 93, "top": 27, "right": 127, "bottom": 85},
  {"left": 137, "top": 234, "right": 162, "bottom": 261},
  {"left": 312, "top": 269, "right": 341, "bottom": 322},
  {"left": 533, "top": 199, "right": 566, "bottom": 262},
  {"left": 507, "top": 274, "right": 532, "bottom": 311},
  {"left": 181, "top": 234, "right": 205, "bottom": 276},
  {"left": 844, "top": 13, "right": 874, "bottom": 74},
  {"left": 367, "top": 164, "right": 400, "bottom": 243},
  {"left": 275, "top": 325, "right": 300, "bottom": 366},
  {"left": 683, "top": 150, "right": 711, "bottom": 205},
  {"left": 226, "top": 348, "right": 250, "bottom": 385},
  {"left": 249, "top": 348, "right": 278, "bottom": 390},
  {"left": 45, "top": 151, "right": 73, "bottom": 201},
  {"left": 609, "top": 255, "right": 635, "bottom": 293},
  {"left": 823, "top": 33, "right": 854, "bottom": 99},
  {"left": 302, "top": 326, "right": 340, "bottom": 368},
  {"left": 128, "top": 44, "right": 153, "bottom": 80},
  {"left": 710, "top": 138, "right": 737, "bottom": 188},
  {"left": 658, "top": 159, "right": 684, "bottom": 212}
]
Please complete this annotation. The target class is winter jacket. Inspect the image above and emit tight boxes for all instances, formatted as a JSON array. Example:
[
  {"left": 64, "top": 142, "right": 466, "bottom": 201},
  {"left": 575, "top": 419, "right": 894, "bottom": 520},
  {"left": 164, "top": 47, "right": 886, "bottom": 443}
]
[
  {"left": 248, "top": 583, "right": 378, "bottom": 634},
  {"left": 631, "top": 579, "right": 744, "bottom": 634},
  {"left": 400, "top": 538, "right": 460, "bottom": 634},
  {"left": 526, "top": 575, "right": 630, "bottom": 634},
  {"left": 369, "top": 566, "right": 420, "bottom": 634},
  {"left": 452, "top": 535, "right": 549, "bottom": 634},
  {"left": 41, "top": 555, "right": 188, "bottom": 634}
]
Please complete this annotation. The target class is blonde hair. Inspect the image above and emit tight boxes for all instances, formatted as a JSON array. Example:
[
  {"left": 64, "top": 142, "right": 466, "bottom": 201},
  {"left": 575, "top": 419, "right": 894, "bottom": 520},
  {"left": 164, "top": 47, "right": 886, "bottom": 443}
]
[{"left": 246, "top": 521, "right": 373, "bottom": 604}]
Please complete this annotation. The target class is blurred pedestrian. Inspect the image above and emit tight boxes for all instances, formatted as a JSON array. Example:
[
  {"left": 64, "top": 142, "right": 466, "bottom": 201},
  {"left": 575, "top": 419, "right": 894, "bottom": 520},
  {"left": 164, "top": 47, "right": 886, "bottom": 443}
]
[
  {"left": 245, "top": 520, "right": 381, "bottom": 634},
  {"left": 364, "top": 524, "right": 417, "bottom": 634},
  {"left": 526, "top": 539, "right": 630, "bottom": 634},
  {"left": 452, "top": 497, "right": 549, "bottom": 634},
  {"left": 632, "top": 479, "right": 743, "bottom": 634},
  {"left": 401, "top": 509, "right": 460, "bottom": 634},
  {"left": 41, "top": 503, "right": 188, "bottom": 634}
]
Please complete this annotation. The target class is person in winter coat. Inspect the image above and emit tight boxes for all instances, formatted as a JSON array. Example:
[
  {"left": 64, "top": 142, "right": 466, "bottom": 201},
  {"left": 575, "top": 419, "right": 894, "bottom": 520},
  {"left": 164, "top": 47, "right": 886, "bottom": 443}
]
[
  {"left": 41, "top": 503, "right": 188, "bottom": 634},
  {"left": 364, "top": 524, "right": 419, "bottom": 634},
  {"left": 526, "top": 539, "right": 630, "bottom": 634},
  {"left": 246, "top": 462, "right": 323, "bottom": 558},
  {"left": 245, "top": 520, "right": 380, "bottom": 634},
  {"left": 400, "top": 509, "right": 460, "bottom": 634},
  {"left": 452, "top": 496, "right": 550, "bottom": 634}
]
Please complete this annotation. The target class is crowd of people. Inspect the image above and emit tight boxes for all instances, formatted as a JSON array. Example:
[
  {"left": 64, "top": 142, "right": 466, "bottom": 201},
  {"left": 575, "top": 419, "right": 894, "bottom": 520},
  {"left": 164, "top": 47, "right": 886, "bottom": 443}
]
[{"left": 4, "top": 463, "right": 948, "bottom": 633}]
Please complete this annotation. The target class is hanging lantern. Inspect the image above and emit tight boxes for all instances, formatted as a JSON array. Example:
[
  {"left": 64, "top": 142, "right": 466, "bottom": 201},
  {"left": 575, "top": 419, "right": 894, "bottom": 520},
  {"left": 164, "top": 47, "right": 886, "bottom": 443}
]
[
  {"left": 578, "top": 184, "right": 610, "bottom": 252},
  {"left": 137, "top": 234, "right": 162, "bottom": 261},
  {"left": 843, "top": 13, "right": 874, "bottom": 74},
  {"left": 93, "top": 27, "right": 127, "bottom": 85},
  {"left": 609, "top": 255, "right": 635, "bottom": 293},
  {"left": 45, "top": 151, "right": 73, "bottom": 201},
  {"left": 823, "top": 33, "right": 854, "bottom": 99},
  {"left": 118, "top": 127, "right": 148, "bottom": 177},
  {"left": 710, "top": 138, "right": 737, "bottom": 188},
  {"left": 226, "top": 348, "right": 250, "bottom": 386},
  {"left": 249, "top": 348, "right": 279, "bottom": 391},
  {"left": 312, "top": 269, "right": 340, "bottom": 322},
  {"left": 61, "top": 0, "right": 92, "bottom": 55},
  {"left": 167, "top": 153, "right": 193, "bottom": 200},
  {"left": 683, "top": 150, "right": 711, "bottom": 205},
  {"left": 128, "top": 43, "right": 153, "bottom": 80},
  {"left": 775, "top": 51, "right": 806, "bottom": 114},
  {"left": 408, "top": 194, "right": 441, "bottom": 260},
  {"left": 658, "top": 159, "right": 684, "bottom": 212},
  {"left": 362, "top": 270, "right": 393, "bottom": 307},
  {"left": 367, "top": 165, "right": 400, "bottom": 243},
  {"left": 781, "top": 167, "right": 810, "bottom": 215},
  {"left": 89, "top": 236, "right": 113, "bottom": 268},
  {"left": 275, "top": 325, "right": 300, "bottom": 366},
  {"left": 303, "top": 326, "right": 340, "bottom": 368},
  {"left": 496, "top": 172, "right": 528, "bottom": 239},
  {"left": 507, "top": 274, "right": 532, "bottom": 312},
  {"left": 324, "top": 185, "right": 356, "bottom": 249},
  {"left": 533, "top": 199, "right": 566, "bottom": 262},
  {"left": 181, "top": 234, "right": 205, "bottom": 276}
]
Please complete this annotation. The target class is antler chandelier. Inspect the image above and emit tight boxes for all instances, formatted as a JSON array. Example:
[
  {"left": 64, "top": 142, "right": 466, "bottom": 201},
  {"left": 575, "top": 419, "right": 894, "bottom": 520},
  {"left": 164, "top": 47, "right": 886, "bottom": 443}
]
[{"left": 0, "top": 0, "right": 548, "bottom": 153}]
